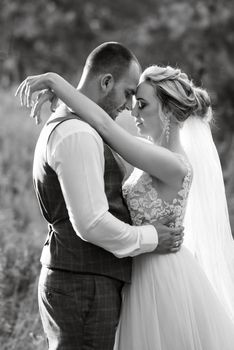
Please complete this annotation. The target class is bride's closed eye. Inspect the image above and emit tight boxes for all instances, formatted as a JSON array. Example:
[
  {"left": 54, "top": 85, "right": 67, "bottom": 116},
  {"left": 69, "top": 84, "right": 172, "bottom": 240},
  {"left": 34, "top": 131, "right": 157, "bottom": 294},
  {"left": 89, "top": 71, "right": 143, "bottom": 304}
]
[{"left": 138, "top": 100, "right": 146, "bottom": 109}]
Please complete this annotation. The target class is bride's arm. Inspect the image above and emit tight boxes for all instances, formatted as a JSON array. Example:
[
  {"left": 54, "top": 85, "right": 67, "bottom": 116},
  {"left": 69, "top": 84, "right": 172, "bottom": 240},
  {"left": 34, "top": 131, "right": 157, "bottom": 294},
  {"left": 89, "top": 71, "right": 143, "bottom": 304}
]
[{"left": 16, "top": 72, "right": 186, "bottom": 185}]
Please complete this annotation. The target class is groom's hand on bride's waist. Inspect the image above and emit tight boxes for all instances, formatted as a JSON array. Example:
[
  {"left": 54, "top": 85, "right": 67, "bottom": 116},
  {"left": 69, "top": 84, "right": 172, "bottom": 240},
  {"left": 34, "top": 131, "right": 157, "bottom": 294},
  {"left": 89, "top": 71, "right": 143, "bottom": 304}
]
[{"left": 152, "top": 215, "right": 184, "bottom": 254}]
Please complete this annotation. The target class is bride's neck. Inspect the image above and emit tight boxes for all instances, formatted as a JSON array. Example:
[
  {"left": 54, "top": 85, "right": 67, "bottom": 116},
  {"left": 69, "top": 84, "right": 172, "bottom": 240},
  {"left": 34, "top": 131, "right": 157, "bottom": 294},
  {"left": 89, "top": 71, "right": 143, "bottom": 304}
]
[{"left": 156, "top": 123, "right": 183, "bottom": 153}]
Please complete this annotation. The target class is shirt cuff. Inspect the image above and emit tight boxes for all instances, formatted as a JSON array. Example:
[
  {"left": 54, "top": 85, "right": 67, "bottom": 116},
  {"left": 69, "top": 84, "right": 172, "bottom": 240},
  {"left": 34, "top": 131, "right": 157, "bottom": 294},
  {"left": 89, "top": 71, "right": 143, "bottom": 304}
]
[{"left": 129, "top": 225, "right": 158, "bottom": 257}]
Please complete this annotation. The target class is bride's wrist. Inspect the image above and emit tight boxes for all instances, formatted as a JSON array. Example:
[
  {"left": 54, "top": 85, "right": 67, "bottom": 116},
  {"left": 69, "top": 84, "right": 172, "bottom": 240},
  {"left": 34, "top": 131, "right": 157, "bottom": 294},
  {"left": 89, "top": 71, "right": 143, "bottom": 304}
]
[{"left": 45, "top": 72, "right": 60, "bottom": 91}]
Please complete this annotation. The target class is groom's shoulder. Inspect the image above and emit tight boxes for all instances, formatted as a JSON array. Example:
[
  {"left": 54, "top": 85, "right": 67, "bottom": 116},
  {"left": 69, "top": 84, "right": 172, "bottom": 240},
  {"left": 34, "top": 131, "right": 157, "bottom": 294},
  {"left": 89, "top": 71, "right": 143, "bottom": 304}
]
[{"left": 47, "top": 104, "right": 102, "bottom": 142}]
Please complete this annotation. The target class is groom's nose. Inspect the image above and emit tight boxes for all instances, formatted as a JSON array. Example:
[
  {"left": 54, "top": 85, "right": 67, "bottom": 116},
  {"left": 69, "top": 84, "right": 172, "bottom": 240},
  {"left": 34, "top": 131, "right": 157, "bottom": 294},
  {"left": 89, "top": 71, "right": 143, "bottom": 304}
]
[
  {"left": 125, "top": 96, "right": 133, "bottom": 111},
  {"left": 131, "top": 104, "right": 138, "bottom": 117}
]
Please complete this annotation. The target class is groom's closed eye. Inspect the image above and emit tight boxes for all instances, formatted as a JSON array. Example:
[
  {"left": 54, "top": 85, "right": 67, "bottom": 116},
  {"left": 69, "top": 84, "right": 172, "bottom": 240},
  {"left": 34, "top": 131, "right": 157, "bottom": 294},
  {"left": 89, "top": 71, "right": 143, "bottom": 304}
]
[
  {"left": 125, "top": 91, "right": 130, "bottom": 99},
  {"left": 125, "top": 89, "right": 135, "bottom": 98}
]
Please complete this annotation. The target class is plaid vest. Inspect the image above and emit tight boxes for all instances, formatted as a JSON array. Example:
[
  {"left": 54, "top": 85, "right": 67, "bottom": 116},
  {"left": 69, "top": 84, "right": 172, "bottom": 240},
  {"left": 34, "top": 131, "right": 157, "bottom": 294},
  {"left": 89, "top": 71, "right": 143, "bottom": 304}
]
[{"left": 33, "top": 109, "right": 132, "bottom": 282}]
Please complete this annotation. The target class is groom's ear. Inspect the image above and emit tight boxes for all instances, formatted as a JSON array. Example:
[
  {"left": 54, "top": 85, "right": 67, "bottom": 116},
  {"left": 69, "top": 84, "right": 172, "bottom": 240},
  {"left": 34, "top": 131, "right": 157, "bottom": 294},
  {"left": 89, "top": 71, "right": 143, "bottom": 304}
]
[{"left": 100, "top": 74, "right": 114, "bottom": 94}]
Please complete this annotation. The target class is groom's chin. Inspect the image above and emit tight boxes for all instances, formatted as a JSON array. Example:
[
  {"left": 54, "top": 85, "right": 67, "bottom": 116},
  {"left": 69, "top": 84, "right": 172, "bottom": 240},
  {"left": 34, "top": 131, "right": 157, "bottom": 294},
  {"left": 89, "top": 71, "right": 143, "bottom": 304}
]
[
  {"left": 105, "top": 108, "right": 118, "bottom": 120},
  {"left": 111, "top": 113, "right": 118, "bottom": 120}
]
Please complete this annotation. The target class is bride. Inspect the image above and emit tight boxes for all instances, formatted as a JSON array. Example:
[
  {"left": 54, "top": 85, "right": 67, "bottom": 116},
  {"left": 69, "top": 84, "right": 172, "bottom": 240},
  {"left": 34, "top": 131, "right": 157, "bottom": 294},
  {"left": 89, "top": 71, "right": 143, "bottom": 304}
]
[{"left": 16, "top": 65, "right": 234, "bottom": 349}]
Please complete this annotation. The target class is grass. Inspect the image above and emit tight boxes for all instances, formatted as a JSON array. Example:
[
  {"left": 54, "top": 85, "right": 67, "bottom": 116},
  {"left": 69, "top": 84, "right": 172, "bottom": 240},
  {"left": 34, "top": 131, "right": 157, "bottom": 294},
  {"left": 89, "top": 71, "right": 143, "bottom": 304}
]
[{"left": 0, "top": 87, "right": 233, "bottom": 349}]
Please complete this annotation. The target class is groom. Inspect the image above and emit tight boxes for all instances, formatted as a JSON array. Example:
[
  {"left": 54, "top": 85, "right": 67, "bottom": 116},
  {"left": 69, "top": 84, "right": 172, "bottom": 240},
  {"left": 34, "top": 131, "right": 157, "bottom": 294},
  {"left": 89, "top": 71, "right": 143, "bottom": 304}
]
[{"left": 32, "top": 42, "right": 184, "bottom": 349}]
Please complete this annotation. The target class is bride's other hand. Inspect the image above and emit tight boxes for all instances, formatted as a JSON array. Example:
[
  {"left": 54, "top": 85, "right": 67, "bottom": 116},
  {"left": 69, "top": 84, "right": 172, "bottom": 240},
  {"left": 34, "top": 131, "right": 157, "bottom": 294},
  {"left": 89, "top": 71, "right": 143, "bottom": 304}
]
[
  {"left": 30, "top": 89, "right": 58, "bottom": 125},
  {"left": 152, "top": 215, "right": 184, "bottom": 254}
]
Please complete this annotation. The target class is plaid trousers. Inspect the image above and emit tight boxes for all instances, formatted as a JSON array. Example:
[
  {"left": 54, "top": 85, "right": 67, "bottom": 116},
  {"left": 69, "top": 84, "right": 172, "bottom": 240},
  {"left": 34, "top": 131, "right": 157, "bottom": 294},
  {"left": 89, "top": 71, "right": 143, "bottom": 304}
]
[{"left": 38, "top": 267, "right": 124, "bottom": 350}]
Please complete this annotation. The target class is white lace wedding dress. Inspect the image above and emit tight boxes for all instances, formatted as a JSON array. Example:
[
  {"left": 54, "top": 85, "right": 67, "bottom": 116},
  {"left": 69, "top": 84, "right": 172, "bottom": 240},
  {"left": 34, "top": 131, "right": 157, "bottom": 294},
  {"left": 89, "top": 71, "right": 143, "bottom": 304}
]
[{"left": 114, "top": 154, "right": 234, "bottom": 350}]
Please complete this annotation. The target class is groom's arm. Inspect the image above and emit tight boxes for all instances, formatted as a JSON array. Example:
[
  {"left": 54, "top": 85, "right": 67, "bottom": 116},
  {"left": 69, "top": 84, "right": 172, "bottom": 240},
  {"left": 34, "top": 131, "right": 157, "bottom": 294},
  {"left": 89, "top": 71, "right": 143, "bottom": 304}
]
[{"left": 48, "top": 120, "right": 158, "bottom": 258}]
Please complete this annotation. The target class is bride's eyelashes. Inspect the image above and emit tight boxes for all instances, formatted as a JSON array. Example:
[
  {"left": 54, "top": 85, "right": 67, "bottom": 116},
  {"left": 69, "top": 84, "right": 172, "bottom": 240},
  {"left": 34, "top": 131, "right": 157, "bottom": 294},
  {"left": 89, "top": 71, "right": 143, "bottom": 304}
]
[{"left": 138, "top": 100, "right": 146, "bottom": 110}]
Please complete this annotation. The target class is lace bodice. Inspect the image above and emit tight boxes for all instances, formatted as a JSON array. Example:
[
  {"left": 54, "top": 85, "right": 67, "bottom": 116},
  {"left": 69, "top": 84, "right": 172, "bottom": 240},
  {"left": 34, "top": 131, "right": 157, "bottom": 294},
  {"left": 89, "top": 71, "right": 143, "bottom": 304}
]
[{"left": 122, "top": 155, "right": 192, "bottom": 228}]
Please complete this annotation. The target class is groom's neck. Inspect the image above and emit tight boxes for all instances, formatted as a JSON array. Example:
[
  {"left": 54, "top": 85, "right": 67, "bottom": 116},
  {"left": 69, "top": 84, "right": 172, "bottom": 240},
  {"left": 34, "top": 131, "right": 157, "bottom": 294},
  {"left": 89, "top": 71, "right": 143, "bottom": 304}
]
[
  {"left": 77, "top": 85, "right": 98, "bottom": 104},
  {"left": 77, "top": 74, "right": 100, "bottom": 105},
  {"left": 67, "top": 78, "right": 100, "bottom": 119}
]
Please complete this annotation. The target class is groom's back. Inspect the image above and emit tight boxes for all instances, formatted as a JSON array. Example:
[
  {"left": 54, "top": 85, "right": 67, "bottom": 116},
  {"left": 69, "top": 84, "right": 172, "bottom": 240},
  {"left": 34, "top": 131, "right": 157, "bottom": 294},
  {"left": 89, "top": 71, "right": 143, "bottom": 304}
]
[{"left": 33, "top": 104, "right": 132, "bottom": 282}]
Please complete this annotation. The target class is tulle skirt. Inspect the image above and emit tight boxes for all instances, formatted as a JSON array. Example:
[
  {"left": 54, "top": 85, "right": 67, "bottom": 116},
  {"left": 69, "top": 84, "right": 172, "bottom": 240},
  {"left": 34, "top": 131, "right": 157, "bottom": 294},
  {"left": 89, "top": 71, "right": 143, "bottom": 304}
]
[{"left": 114, "top": 247, "right": 234, "bottom": 350}]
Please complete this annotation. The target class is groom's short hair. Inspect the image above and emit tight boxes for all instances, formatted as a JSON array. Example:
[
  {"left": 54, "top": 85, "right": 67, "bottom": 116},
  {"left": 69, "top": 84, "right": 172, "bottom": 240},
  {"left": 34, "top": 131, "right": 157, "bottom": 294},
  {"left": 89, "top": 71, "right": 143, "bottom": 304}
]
[{"left": 85, "top": 42, "right": 140, "bottom": 81}]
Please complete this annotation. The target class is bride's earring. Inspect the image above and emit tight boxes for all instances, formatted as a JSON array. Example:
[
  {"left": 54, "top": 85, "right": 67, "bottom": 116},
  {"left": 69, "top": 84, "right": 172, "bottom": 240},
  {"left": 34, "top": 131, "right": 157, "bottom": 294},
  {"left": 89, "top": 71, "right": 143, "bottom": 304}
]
[
  {"left": 164, "top": 115, "right": 170, "bottom": 143},
  {"left": 147, "top": 135, "right": 154, "bottom": 142}
]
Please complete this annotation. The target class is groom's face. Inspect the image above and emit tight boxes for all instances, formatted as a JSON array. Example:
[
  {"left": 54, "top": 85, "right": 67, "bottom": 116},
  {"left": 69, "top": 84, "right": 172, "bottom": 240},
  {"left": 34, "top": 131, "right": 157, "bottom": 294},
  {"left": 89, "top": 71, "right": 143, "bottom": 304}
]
[{"left": 98, "top": 60, "right": 141, "bottom": 120}]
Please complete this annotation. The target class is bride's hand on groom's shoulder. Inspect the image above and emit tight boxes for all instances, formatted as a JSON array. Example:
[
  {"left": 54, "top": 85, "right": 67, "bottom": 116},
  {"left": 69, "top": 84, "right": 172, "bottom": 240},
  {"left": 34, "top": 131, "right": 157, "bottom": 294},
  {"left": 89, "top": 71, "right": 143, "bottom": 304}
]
[
  {"left": 15, "top": 72, "right": 55, "bottom": 106},
  {"left": 152, "top": 215, "right": 184, "bottom": 254}
]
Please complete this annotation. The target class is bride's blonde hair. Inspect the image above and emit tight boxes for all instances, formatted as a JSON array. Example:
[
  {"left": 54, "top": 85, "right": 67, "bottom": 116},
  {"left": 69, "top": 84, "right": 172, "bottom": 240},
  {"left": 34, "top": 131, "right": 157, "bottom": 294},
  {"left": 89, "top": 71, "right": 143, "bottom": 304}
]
[{"left": 139, "top": 65, "right": 211, "bottom": 122}]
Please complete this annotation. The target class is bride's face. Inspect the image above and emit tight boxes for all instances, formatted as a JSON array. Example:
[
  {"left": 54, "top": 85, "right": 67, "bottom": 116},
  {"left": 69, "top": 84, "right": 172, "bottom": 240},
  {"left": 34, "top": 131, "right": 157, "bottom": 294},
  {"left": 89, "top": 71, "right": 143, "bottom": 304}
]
[{"left": 132, "top": 82, "right": 164, "bottom": 142}]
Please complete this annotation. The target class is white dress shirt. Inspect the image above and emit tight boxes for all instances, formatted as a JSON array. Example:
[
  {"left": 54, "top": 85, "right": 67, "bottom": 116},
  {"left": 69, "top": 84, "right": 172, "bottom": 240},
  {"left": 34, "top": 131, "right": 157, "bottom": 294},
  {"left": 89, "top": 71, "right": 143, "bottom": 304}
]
[{"left": 47, "top": 117, "right": 158, "bottom": 258}]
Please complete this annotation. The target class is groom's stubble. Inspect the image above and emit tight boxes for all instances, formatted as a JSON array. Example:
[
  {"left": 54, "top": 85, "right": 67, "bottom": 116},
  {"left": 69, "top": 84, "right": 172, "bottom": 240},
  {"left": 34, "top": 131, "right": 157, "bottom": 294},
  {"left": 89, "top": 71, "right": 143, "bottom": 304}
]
[{"left": 97, "top": 86, "right": 120, "bottom": 120}]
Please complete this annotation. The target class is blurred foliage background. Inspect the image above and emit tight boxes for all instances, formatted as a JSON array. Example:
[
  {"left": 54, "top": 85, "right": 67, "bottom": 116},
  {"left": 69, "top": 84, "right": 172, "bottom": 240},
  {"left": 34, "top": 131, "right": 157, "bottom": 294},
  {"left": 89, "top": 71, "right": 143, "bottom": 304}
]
[{"left": 0, "top": 0, "right": 234, "bottom": 348}]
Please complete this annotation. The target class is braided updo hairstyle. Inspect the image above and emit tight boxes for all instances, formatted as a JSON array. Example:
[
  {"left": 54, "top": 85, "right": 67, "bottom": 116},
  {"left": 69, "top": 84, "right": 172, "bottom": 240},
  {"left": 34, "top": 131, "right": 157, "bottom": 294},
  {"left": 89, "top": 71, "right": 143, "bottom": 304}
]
[
  {"left": 139, "top": 65, "right": 212, "bottom": 122},
  {"left": 194, "top": 86, "right": 212, "bottom": 121}
]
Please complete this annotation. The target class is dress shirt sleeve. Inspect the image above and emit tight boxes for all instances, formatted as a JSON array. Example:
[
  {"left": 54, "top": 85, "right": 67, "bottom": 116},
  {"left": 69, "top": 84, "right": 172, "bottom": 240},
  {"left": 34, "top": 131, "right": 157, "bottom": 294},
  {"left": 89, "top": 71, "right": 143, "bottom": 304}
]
[{"left": 49, "top": 126, "right": 158, "bottom": 258}]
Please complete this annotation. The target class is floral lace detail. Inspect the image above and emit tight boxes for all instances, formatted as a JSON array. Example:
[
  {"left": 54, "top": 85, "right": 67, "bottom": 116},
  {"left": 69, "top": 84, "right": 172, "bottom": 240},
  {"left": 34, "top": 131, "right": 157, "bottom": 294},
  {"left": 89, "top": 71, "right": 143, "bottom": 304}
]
[{"left": 122, "top": 155, "right": 192, "bottom": 228}]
